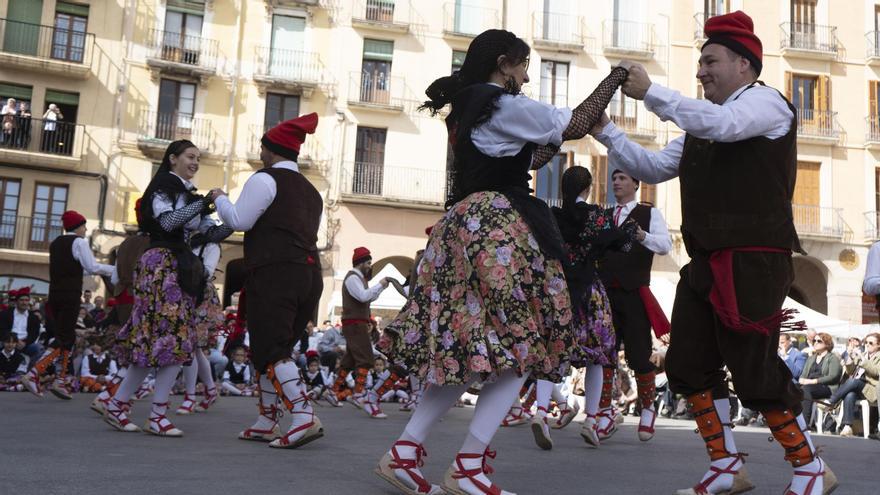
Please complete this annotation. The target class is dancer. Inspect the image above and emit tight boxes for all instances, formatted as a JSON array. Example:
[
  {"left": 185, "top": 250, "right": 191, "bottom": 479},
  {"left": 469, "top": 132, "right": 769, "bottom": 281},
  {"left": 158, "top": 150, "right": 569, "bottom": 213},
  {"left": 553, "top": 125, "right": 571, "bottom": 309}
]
[
  {"left": 104, "top": 140, "right": 232, "bottom": 436},
  {"left": 375, "top": 29, "right": 626, "bottom": 495},
  {"left": 22, "top": 210, "right": 115, "bottom": 399},
  {"left": 529, "top": 166, "right": 637, "bottom": 450},
  {"left": 590, "top": 11, "right": 835, "bottom": 494},
  {"left": 214, "top": 113, "right": 324, "bottom": 449},
  {"left": 176, "top": 238, "right": 223, "bottom": 414},
  {"left": 597, "top": 168, "right": 671, "bottom": 442},
  {"left": 330, "top": 247, "right": 392, "bottom": 418}
]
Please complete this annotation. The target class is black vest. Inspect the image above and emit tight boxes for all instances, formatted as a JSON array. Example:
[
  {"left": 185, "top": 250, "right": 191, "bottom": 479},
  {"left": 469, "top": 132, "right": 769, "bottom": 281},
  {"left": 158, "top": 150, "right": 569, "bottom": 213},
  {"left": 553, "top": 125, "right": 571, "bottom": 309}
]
[
  {"left": 243, "top": 167, "right": 323, "bottom": 269},
  {"left": 448, "top": 84, "right": 565, "bottom": 260},
  {"left": 49, "top": 235, "right": 83, "bottom": 297},
  {"left": 0, "top": 350, "right": 25, "bottom": 376},
  {"left": 87, "top": 354, "right": 111, "bottom": 376},
  {"left": 226, "top": 361, "right": 247, "bottom": 384},
  {"left": 599, "top": 204, "right": 654, "bottom": 290},
  {"left": 678, "top": 84, "right": 803, "bottom": 254}
]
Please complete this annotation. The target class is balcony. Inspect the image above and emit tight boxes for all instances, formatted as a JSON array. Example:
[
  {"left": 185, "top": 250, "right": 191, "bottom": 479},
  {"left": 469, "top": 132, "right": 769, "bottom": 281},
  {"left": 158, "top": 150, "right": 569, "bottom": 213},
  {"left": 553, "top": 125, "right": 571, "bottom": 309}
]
[
  {"left": 780, "top": 22, "right": 839, "bottom": 61},
  {"left": 792, "top": 204, "right": 844, "bottom": 239},
  {"left": 0, "top": 116, "right": 85, "bottom": 169},
  {"left": 347, "top": 71, "right": 407, "bottom": 113},
  {"left": 442, "top": 2, "right": 499, "bottom": 41},
  {"left": 865, "top": 116, "right": 880, "bottom": 149},
  {"left": 602, "top": 19, "right": 655, "bottom": 61},
  {"left": 864, "top": 211, "right": 880, "bottom": 242},
  {"left": 253, "top": 47, "right": 330, "bottom": 97},
  {"left": 866, "top": 32, "right": 880, "bottom": 65},
  {"left": 341, "top": 162, "right": 446, "bottom": 209},
  {"left": 137, "top": 110, "right": 218, "bottom": 159},
  {"left": 351, "top": 0, "right": 411, "bottom": 34},
  {"left": 610, "top": 114, "right": 662, "bottom": 144},
  {"left": 532, "top": 12, "right": 588, "bottom": 53},
  {"left": 795, "top": 109, "right": 841, "bottom": 145},
  {"left": 246, "top": 123, "right": 329, "bottom": 173},
  {"left": 0, "top": 215, "right": 63, "bottom": 253},
  {"left": 0, "top": 18, "right": 93, "bottom": 78},
  {"left": 144, "top": 28, "right": 218, "bottom": 84}
]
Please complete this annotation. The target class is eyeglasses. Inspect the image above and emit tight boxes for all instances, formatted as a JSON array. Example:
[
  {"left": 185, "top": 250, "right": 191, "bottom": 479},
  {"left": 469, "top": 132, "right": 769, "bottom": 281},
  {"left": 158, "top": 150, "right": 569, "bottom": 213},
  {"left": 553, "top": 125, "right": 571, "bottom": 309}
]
[
  {"left": 813, "top": 339, "right": 824, "bottom": 344},
  {"left": 867, "top": 341, "right": 878, "bottom": 346}
]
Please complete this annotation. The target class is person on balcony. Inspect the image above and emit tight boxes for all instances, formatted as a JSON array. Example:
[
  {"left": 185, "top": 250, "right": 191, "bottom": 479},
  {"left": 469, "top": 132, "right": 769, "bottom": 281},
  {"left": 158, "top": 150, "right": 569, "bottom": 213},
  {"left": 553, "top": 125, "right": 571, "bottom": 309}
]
[
  {"left": 588, "top": 10, "right": 835, "bottom": 495},
  {"left": 1, "top": 98, "right": 17, "bottom": 147},
  {"left": 40, "top": 103, "right": 64, "bottom": 153},
  {"left": 212, "top": 114, "right": 325, "bottom": 449},
  {"left": 22, "top": 210, "right": 115, "bottom": 401},
  {"left": 374, "top": 28, "right": 627, "bottom": 495}
]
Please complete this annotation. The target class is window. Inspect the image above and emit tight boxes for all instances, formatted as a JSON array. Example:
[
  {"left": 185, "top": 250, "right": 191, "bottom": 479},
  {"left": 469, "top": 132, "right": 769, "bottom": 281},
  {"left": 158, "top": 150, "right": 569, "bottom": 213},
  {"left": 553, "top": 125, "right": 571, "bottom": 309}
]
[
  {"left": 785, "top": 72, "right": 830, "bottom": 133},
  {"left": 263, "top": 93, "right": 300, "bottom": 131},
  {"left": 451, "top": 50, "right": 466, "bottom": 75},
  {"left": 0, "top": 178, "right": 21, "bottom": 249},
  {"left": 0, "top": 83, "right": 33, "bottom": 152},
  {"left": 3, "top": 0, "right": 42, "bottom": 56},
  {"left": 53, "top": 2, "right": 89, "bottom": 63},
  {"left": 789, "top": 0, "right": 817, "bottom": 48},
  {"left": 609, "top": 89, "right": 637, "bottom": 131},
  {"left": 534, "top": 153, "right": 568, "bottom": 206},
  {"left": 30, "top": 183, "right": 67, "bottom": 251},
  {"left": 365, "top": 0, "right": 395, "bottom": 22},
  {"left": 269, "top": 15, "right": 306, "bottom": 78},
  {"left": 640, "top": 183, "right": 656, "bottom": 205},
  {"left": 791, "top": 0, "right": 816, "bottom": 25},
  {"left": 353, "top": 127, "right": 386, "bottom": 196},
  {"left": 542, "top": 0, "right": 574, "bottom": 42},
  {"left": 156, "top": 79, "right": 196, "bottom": 141},
  {"left": 361, "top": 39, "right": 393, "bottom": 104},
  {"left": 539, "top": 60, "right": 569, "bottom": 106},
  {"left": 591, "top": 155, "right": 608, "bottom": 205},
  {"left": 704, "top": 0, "right": 730, "bottom": 16},
  {"left": 453, "top": 0, "right": 482, "bottom": 35},
  {"left": 41, "top": 90, "right": 79, "bottom": 155},
  {"left": 793, "top": 161, "right": 820, "bottom": 231},
  {"left": 875, "top": 167, "right": 880, "bottom": 215},
  {"left": 162, "top": 6, "right": 204, "bottom": 65}
]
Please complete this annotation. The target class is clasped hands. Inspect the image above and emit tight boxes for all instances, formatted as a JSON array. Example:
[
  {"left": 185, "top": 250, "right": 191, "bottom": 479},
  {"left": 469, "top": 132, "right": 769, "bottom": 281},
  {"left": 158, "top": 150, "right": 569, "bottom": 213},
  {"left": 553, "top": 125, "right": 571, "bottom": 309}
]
[{"left": 207, "top": 188, "right": 227, "bottom": 202}]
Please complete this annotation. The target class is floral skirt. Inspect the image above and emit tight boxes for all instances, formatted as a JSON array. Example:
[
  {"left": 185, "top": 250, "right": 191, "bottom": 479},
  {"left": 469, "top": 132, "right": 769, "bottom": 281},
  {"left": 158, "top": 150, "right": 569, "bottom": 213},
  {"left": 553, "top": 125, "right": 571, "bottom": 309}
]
[
  {"left": 382, "top": 191, "right": 575, "bottom": 385},
  {"left": 115, "top": 247, "right": 198, "bottom": 368},
  {"left": 570, "top": 279, "right": 617, "bottom": 368},
  {"left": 193, "top": 282, "right": 224, "bottom": 349}
]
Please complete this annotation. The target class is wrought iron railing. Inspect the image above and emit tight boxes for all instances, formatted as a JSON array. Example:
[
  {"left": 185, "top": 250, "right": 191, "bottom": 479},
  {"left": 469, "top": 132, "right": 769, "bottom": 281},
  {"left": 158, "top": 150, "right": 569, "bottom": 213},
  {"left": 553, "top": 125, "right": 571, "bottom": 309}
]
[
  {"left": 352, "top": 0, "right": 410, "bottom": 26},
  {"left": 533, "top": 12, "right": 584, "bottom": 45},
  {"left": 0, "top": 214, "right": 64, "bottom": 252},
  {"left": 602, "top": 19, "right": 655, "bottom": 54},
  {"left": 348, "top": 71, "right": 406, "bottom": 108},
  {"left": 780, "top": 22, "right": 838, "bottom": 54},
  {"left": 609, "top": 113, "right": 660, "bottom": 142},
  {"left": 0, "top": 115, "right": 83, "bottom": 157},
  {"left": 867, "top": 31, "right": 880, "bottom": 58},
  {"left": 792, "top": 204, "right": 844, "bottom": 237},
  {"left": 145, "top": 28, "right": 218, "bottom": 70},
  {"left": 442, "top": 2, "right": 499, "bottom": 36},
  {"left": 864, "top": 211, "right": 880, "bottom": 241},
  {"left": 341, "top": 162, "right": 446, "bottom": 205},
  {"left": 254, "top": 46, "right": 325, "bottom": 83},
  {"left": 138, "top": 110, "right": 213, "bottom": 148},
  {"left": 795, "top": 109, "right": 839, "bottom": 139},
  {"left": 866, "top": 116, "right": 880, "bottom": 143},
  {"left": 0, "top": 18, "right": 94, "bottom": 65}
]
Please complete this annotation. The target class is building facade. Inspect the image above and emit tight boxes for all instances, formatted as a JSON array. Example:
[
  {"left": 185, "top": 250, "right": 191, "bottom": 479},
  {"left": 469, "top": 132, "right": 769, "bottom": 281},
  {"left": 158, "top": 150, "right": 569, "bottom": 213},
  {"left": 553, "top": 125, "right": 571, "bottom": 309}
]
[{"left": 0, "top": 0, "right": 876, "bottom": 325}]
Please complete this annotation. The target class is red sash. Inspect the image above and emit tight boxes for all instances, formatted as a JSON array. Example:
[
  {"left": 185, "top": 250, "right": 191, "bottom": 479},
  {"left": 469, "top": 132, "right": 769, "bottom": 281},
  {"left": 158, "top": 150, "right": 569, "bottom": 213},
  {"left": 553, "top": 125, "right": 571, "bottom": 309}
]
[{"left": 638, "top": 286, "right": 670, "bottom": 338}]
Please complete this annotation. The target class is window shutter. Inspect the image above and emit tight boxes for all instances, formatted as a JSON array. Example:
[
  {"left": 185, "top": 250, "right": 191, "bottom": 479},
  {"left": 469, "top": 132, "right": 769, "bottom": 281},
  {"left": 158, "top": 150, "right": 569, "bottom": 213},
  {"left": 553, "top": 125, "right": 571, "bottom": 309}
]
[
  {"left": 870, "top": 81, "right": 878, "bottom": 118},
  {"left": 784, "top": 72, "right": 793, "bottom": 100}
]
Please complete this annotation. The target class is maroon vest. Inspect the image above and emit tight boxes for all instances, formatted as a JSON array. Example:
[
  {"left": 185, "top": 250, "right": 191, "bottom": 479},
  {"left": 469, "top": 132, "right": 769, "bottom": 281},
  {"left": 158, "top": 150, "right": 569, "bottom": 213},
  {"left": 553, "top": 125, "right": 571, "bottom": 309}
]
[
  {"left": 49, "top": 234, "right": 83, "bottom": 297},
  {"left": 243, "top": 167, "right": 323, "bottom": 269},
  {"left": 599, "top": 204, "right": 654, "bottom": 290}
]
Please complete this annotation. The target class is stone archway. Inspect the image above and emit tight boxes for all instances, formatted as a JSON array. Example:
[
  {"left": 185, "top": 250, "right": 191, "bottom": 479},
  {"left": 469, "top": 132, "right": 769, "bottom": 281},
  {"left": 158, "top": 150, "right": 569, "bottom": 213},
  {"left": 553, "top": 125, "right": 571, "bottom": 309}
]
[{"left": 790, "top": 256, "right": 829, "bottom": 314}]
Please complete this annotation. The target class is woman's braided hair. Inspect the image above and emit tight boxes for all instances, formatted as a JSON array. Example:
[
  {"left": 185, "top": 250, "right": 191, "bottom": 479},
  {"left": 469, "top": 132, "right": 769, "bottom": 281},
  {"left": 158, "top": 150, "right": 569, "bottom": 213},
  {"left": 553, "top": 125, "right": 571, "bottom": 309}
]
[
  {"left": 561, "top": 166, "right": 593, "bottom": 215},
  {"left": 420, "top": 29, "right": 530, "bottom": 115}
]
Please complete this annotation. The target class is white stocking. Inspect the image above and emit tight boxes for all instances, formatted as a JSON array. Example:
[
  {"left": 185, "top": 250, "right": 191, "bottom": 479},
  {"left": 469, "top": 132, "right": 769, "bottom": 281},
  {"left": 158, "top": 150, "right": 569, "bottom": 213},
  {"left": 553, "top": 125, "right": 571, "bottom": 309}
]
[
  {"left": 535, "top": 379, "right": 554, "bottom": 414},
  {"left": 400, "top": 378, "right": 473, "bottom": 444},
  {"left": 222, "top": 381, "right": 243, "bottom": 395},
  {"left": 194, "top": 350, "right": 215, "bottom": 389},
  {"left": 584, "top": 364, "right": 603, "bottom": 416},
  {"left": 183, "top": 362, "right": 198, "bottom": 395},
  {"left": 111, "top": 365, "right": 150, "bottom": 403}
]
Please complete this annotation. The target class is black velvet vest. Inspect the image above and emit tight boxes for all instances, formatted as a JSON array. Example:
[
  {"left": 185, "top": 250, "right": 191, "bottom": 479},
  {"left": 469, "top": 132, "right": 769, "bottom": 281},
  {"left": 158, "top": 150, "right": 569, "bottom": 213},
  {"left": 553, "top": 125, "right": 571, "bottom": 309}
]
[{"left": 599, "top": 204, "right": 654, "bottom": 290}]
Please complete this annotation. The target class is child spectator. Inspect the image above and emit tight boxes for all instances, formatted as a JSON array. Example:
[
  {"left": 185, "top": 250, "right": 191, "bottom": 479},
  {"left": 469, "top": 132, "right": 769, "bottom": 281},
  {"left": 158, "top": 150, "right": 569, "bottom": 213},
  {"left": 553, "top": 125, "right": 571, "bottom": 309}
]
[
  {"left": 1, "top": 333, "right": 27, "bottom": 391},
  {"left": 304, "top": 354, "right": 336, "bottom": 405},
  {"left": 79, "top": 340, "right": 118, "bottom": 392},
  {"left": 221, "top": 346, "right": 253, "bottom": 396}
]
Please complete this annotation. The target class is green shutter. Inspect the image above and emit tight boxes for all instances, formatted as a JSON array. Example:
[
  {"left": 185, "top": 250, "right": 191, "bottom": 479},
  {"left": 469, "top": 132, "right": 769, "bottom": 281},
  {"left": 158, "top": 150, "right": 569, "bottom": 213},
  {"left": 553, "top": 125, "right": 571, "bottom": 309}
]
[
  {"left": 4, "top": 0, "right": 43, "bottom": 56},
  {"left": 56, "top": 2, "right": 90, "bottom": 17},
  {"left": 0, "top": 83, "right": 34, "bottom": 101},
  {"left": 167, "top": 0, "right": 206, "bottom": 15},
  {"left": 363, "top": 39, "right": 393, "bottom": 62},
  {"left": 45, "top": 90, "right": 79, "bottom": 106},
  {"left": 6, "top": 0, "right": 43, "bottom": 24}
]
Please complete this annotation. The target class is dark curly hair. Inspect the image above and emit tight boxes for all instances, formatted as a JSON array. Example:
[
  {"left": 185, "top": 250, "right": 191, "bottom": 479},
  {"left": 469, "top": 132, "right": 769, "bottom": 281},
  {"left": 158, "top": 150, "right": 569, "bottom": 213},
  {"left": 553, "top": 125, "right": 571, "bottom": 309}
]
[{"left": 561, "top": 166, "right": 593, "bottom": 215}]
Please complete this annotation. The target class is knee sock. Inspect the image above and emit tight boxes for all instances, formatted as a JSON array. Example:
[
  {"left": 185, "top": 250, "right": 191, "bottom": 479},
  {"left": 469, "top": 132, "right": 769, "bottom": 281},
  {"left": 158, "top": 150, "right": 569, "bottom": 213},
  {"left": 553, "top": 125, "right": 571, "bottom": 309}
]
[
  {"left": 152, "top": 365, "right": 181, "bottom": 408},
  {"left": 400, "top": 379, "right": 472, "bottom": 444},
  {"left": 462, "top": 370, "right": 530, "bottom": 451},
  {"left": 98, "top": 367, "right": 127, "bottom": 402},
  {"left": 551, "top": 382, "right": 568, "bottom": 407},
  {"left": 584, "top": 364, "right": 603, "bottom": 416},
  {"left": 535, "top": 379, "right": 554, "bottom": 413},
  {"left": 183, "top": 362, "right": 198, "bottom": 395},
  {"left": 195, "top": 350, "right": 215, "bottom": 389},
  {"left": 112, "top": 366, "right": 151, "bottom": 403},
  {"left": 222, "top": 381, "right": 243, "bottom": 395}
]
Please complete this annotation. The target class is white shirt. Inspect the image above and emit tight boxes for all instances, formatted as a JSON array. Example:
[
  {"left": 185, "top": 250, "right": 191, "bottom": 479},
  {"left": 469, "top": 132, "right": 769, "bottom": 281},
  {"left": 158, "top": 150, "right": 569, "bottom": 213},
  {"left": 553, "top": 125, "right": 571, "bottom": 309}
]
[
  {"left": 80, "top": 353, "right": 117, "bottom": 378},
  {"left": 69, "top": 235, "right": 115, "bottom": 278},
  {"left": 215, "top": 161, "right": 300, "bottom": 231},
  {"left": 345, "top": 268, "right": 385, "bottom": 304},
  {"left": 610, "top": 200, "right": 672, "bottom": 255},
  {"left": 195, "top": 242, "right": 221, "bottom": 276},
  {"left": 863, "top": 241, "right": 880, "bottom": 295},
  {"left": 223, "top": 361, "right": 251, "bottom": 383},
  {"left": 471, "top": 85, "right": 573, "bottom": 157},
  {"left": 152, "top": 172, "right": 217, "bottom": 235},
  {"left": 595, "top": 82, "right": 794, "bottom": 185},
  {"left": 11, "top": 308, "right": 28, "bottom": 340}
]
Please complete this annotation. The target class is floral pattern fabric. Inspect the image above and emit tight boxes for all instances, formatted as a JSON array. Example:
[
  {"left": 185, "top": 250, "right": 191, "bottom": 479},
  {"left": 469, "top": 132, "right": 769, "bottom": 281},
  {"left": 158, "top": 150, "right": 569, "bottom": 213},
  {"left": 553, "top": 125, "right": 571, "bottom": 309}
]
[
  {"left": 382, "top": 191, "right": 575, "bottom": 386},
  {"left": 115, "top": 248, "right": 198, "bottom": 367},
  {"left": 193, "top": 282, "right": 224, "bottom": 349}
]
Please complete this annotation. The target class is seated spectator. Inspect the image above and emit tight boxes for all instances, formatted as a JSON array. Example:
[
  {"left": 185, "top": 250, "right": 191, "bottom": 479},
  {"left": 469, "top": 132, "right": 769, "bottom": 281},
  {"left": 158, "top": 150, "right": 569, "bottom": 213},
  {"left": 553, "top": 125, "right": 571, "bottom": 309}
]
[
  {"left": 79, "top": 341, "right": 117, "bottom": 393},
  {"left": 318, "top": 323, "right": 346, "bottom": 373},
  {"left": 799, "top": 332, "right": 843, "bottom": 428},
  {"left": 304, "top": 354, "right": 337, "bottom": 405},
  {"left": 780, "top": 333, "right": 807, "bottom": 379},
  {"left": 820, "top": 332, "right": 880, "bottom": 437},
  {"left": 0, "top": 333, "right": 27, "bottom": 391},
  {"left": 841, "top": 337, "right": 864, "bottom": 369},
  {"left": 0, "top": 287, "right": 43, "bottom": 367},
  {"left": 220, "top": 346, "right": 253, "bottom": 396},
  {"left": 75, "top": 307, "right": 95, "bottom": 333}
]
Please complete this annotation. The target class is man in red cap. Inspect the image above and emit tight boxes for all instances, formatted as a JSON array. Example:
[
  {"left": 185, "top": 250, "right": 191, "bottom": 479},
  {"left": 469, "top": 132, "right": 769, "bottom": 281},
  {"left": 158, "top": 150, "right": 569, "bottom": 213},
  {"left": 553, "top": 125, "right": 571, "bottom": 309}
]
[
  {"left": 330, "top": 246, "right": 393, "bottom": 418},
  {"left": 0, "top": 286, "right": 43, "bottom": 366},
  {"left": 212, "top": 113, "right": 325, "bottom": 449},
  {"left": 22, "top": 210, "right": 115, "bottom": 400},
  {"left": 588, "top": 10, "right": 835, "bottom": 495}
]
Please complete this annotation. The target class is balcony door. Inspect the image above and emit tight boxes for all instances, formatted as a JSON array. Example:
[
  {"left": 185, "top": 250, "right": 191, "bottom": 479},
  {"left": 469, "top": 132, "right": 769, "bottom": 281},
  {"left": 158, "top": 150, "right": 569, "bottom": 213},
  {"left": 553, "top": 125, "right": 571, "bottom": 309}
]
[
  {"left": 610, "top": 88, "right": 637, "bottom": 131},
  {"left": 52, "top": 3, "right": 89, "bottom": 62},
  {"left": 613, "top": 0, "right": 643, "bottom": 49},
  {"left": 0, "top": 179, "right": 21, "bottom": 249},
  {"left": 30, "top": 183, "right": 66, "bottom": 251},
  {"left": 269, "top": 15, "right": 305, "bottom": 78},
  {"left": 157, "top": 79, "right": 196, "bottom": 141},
  {"left": 534, "top": 153, "right": 567, "bottom": 207},
  {"left": 366, "top": 0, "right": 395, "bottom": 22},
  {"left": 263, "top": 93, "right": 300, "bottom": 132},
  {"left": 793, "top": 161, "right": 820, "bottom": 232},
  {"left": 790, "top": 0, "right": 817, "bottom": 48},
  {"left": 163, "top": 8, "right": 203, "bottom": 65},
  {"left": 870, "top": 81, "right": 880, "bottom": 138},
  {"left": 354, "top": 127, "right": 386, "bottom": 196},
  {"left": 361, "top": 39, "right": 393, "bottom": 105},
  {"left": 539, "top": 60, "right": 568, "bottom": 106},
  {"left": 3, "top": 0, "right": 42, "bottom": 56},
  {"left": 704, "top": 0, "right": 730, "bottom": 16},
  {"left": 786, "top": 72, "right": 830, "bottom": 135},
  {"left": 591, "top": 155, "right": 609, "bottom": 205},
  {"left": 542, "top": 0, "right": 572, "bottom": 42},
  {"left": 454, "top": 0, "right": 482, "bottom": 35}
]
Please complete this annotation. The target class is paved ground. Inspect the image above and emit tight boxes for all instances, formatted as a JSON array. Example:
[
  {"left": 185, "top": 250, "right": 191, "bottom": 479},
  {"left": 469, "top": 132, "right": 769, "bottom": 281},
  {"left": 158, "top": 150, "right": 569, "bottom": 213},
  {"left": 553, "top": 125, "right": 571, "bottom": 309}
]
[{"left": 1, "top": 393, "right": 877, "bottom": 495}]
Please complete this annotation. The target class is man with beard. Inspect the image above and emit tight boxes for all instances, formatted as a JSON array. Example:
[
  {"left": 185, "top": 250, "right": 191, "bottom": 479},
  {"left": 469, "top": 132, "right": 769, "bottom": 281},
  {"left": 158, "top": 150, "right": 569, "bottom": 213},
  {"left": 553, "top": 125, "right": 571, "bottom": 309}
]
[{"left": 331, "top": 247, "right": 392, "bottom": 418}]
